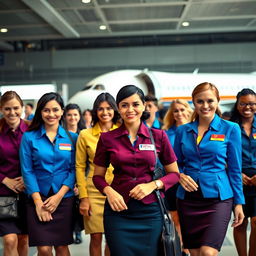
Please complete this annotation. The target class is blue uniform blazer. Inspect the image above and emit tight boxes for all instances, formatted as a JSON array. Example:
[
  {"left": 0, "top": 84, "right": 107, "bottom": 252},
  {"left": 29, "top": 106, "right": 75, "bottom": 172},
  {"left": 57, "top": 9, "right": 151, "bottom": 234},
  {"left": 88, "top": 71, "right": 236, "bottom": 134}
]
[
  {"left": 174, "top": 114, "right": 244, "bottom": 205},
  {"left": 20, "top": 125, "right": 78, "bottom": 197}
]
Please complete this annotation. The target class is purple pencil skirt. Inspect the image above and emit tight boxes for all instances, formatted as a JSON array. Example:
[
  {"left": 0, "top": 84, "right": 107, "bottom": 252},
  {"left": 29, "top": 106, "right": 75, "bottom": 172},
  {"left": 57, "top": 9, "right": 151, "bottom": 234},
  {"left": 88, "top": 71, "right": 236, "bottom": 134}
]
[{"left": 177, "top": 190, "right": 233, "bottom": 251}]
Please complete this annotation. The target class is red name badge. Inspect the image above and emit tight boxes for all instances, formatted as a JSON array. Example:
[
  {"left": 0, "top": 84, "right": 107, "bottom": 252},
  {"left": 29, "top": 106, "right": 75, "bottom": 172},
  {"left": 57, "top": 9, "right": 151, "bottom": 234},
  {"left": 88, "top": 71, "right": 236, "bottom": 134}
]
[
  {"left": 210, "top": 134, "right": 225, "bottom": 141},
  {"left": 253, "top": 133, "right": 256, "bottom": 139},
  {"left": 59, "top": 143, "right": 72, "bottom": 151}
]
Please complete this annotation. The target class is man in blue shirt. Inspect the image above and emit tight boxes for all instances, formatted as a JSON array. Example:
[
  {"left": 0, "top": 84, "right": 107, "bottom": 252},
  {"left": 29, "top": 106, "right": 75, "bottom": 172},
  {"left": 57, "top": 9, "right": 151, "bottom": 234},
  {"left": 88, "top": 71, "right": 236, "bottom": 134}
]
[{"left": 144, "top": 95, "right": 162, "bottom": 129}]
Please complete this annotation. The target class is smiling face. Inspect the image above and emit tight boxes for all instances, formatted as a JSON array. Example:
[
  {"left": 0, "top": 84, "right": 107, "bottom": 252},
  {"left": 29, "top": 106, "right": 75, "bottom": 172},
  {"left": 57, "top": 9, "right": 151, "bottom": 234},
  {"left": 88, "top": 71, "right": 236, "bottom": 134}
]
[
  {"left": 193, "top": 89, "right": 219, "bottom": 122},
  {"left": 118, "top": 93, "right": 145, "bottom": 126},
  {"left": 41, "top": 100, "right": 63, "bottom": 128},
  {"left": 237, "top": 94, "right": 256, "bottom": 120},
  {"left": 1, "top": 98, "right": 23, "bottom": 129},
  {"left": 65, "top": 109, "right": 80, "bottom": 127},
  {"left": 173, "top": 103, "right": 190, "bottom": 125},
  {"left": 97, "top": 101, "right": 114, "bottom": 124}
]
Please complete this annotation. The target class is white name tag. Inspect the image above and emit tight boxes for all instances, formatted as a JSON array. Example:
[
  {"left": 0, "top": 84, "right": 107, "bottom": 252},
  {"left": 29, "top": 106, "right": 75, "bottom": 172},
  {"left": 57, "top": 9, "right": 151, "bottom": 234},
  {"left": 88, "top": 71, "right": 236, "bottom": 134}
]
[{"left": 139, "top": 144, "right": 155, "bottom": 151}]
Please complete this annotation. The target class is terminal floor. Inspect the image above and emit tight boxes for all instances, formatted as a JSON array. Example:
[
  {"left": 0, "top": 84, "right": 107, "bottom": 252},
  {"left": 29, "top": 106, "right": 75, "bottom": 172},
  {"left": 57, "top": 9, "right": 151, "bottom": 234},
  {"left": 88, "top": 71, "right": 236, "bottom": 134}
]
[{"left": 0, "top": 221, "right": 246, "bottom": 255}]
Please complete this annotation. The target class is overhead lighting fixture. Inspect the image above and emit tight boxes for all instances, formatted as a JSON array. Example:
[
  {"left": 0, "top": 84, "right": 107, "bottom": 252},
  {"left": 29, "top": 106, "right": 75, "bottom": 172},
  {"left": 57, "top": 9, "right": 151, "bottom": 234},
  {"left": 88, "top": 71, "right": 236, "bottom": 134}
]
[
  {"left": 99, "top": 25, "right": 107, "bottom": 30},
  {"left": 81, "top": 0, "right": 91, "bottom": 3},
  {"left": 182, "top": 22, "right": 190, "bottom": 27},
  {"left": 0, "top": 28, "right": 8, "bottom": 33}
]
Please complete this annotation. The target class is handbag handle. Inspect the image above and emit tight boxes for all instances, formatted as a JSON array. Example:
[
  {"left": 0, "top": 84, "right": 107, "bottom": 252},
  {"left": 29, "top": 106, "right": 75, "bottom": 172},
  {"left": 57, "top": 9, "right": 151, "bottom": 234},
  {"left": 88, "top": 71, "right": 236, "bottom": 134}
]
[{"left": 148, "top": 128, "right": 173, "bottom": 230}]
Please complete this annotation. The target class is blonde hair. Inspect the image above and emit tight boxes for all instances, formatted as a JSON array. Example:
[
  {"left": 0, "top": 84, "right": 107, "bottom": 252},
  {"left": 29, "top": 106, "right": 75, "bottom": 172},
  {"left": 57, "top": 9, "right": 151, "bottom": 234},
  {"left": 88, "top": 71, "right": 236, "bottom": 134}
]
[
  {"left": 162, "top": 99, "right": 193, "bottom": 130},
  {"left": 191, "top": 82, "right": 222, "bottom": 121}
]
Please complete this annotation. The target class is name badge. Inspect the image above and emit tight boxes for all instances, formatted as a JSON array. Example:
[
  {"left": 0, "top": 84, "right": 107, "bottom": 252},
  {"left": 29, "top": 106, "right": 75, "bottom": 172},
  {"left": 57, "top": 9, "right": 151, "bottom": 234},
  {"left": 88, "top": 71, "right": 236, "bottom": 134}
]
[
  {"left": 59, "top": 143, "right": 72, "bottom": 151},
  {"left": 253, "top": 133, "right": 256, "bottom": 139},
  {"left": 139, "top": 144, "right": 155, "bottom": 151},
  {"left": 210, "top": 134, "right": 225, "bottom": 141}
]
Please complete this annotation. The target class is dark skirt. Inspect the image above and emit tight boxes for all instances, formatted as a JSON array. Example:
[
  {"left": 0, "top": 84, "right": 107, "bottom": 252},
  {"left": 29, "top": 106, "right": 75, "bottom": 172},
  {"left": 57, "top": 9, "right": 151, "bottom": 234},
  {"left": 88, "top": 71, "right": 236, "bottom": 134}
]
[
  {"left": 26, "top": 195, "right": 75, "bottom": 246},
  {"left": 243, "top": 195, "right": 256, "bottom": 218},
  {"left": 164, "top": 183, "right": 179, "bottom": 211},
  {"left": 177, "top": 190, "right": 233, "bottom": 251},
  {"left": 104, "top": 199, "right": 163, "bottom": 256},
  {"left": 0, "top": 193, "right": 28, "bottom": 236}
]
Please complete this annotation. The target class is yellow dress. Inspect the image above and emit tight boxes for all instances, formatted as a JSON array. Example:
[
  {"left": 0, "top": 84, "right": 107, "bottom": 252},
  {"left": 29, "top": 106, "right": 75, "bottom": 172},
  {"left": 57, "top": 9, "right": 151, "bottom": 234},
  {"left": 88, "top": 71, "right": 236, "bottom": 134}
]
[{"left": 76, "top": 122, "right": 118, "bottom": 234}]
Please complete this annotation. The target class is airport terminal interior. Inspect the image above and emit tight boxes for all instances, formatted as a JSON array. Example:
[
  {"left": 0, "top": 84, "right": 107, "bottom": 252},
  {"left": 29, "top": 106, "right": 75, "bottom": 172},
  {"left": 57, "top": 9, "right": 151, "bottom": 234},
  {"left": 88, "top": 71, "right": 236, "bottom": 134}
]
[{"left": 0, "top": 0, "right": 256, "bottom": 255}]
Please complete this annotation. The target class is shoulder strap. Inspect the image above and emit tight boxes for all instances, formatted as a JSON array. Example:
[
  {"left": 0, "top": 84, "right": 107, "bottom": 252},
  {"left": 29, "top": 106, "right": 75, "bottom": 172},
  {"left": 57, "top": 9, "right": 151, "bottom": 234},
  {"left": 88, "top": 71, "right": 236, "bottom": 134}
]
[{"left": 65, "top": 129, "right": 75, "bottom": 147}]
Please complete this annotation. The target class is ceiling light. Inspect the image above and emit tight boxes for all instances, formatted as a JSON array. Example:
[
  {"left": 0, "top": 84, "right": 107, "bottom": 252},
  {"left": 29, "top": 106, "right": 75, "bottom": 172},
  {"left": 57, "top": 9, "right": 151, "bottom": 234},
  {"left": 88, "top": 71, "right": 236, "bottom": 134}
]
[
  {"left": 182, "top": 22, "right": 190, "bottom": 27},
  {"left": 81, "top": 0, "right": 91, "bottom": 3},
  {"left": 0, "top": 28, "right": 8, "bottom": 33},
  {"left": 99, "top": 25, "right": 107, "bottom": 30}
]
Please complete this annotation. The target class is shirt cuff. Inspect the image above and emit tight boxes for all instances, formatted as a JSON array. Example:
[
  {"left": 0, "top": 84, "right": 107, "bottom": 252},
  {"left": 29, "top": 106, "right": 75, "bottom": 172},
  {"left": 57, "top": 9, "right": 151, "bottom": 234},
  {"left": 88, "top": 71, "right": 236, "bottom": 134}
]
[
  {"left": 92, "top": 175, "right": 109, "bottom": 195},
  {"left": 160, "top": 172, "right": 180, "bottom": 191}
]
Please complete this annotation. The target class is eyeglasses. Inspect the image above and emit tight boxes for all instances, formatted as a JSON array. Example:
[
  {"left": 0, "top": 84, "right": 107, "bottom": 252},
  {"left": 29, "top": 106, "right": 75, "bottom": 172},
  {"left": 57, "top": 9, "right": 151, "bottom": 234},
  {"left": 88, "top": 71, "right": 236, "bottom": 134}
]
[{"left": 238, "top": 102, "right": 256, "bottom": 107}]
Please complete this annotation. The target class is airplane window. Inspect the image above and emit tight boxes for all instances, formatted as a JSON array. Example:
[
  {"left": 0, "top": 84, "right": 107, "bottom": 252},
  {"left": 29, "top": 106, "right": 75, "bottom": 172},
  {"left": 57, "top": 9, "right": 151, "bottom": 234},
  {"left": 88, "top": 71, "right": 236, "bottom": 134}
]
[
  {"left": 93, "top": 84, "right": 105, "bottom": 90},
  {"left": 82, "top": 85, "right": 93, "bottom": 91}
]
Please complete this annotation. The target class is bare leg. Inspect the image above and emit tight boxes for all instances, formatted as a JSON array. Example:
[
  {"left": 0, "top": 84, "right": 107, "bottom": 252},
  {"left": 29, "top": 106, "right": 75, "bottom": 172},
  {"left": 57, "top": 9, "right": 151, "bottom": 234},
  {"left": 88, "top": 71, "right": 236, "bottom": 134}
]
[
  {"left": 170, "top": 210, "right": 189, "bottom": 255},
  {"left": 90, "top": 233, "right": 103, "bottom": 256},
  {"left": 37, "top": 246, "right": 53, "bottom": 256},
  {"left": 199, "top": 246, "right": 218, "bottom": 256},
  {"left": 55, "top": 245, "right": 71, "bottom": 256},
  {"left": 189, "top": 248, "right": 200, "bottom": 256},
  {"left": 3, "top": 233, "right": 18, "bottom": 256},
  {"left": 234, "top": 218, "right": 248, "bottom": 256},
  {"left": 17, "top": 234, "right": 29, "bottom": 256},
  {"left": 249, "top": 216, "right": 256, "bottom": 256}
]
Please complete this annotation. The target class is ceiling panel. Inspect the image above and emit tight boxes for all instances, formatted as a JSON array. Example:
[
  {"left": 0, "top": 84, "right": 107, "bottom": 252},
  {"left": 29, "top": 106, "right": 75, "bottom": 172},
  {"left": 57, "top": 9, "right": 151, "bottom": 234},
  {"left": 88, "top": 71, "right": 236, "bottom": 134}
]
[{"left": 0, "top": 0, "right": 255, "bottom": 50}]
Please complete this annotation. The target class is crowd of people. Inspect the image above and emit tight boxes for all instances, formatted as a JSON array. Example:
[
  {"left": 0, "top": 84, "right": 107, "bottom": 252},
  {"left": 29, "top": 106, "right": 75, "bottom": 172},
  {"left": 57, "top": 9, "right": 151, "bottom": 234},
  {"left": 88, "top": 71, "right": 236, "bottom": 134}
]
[{"left": 0, "top": 82, "right": 255, "bottom": 256}]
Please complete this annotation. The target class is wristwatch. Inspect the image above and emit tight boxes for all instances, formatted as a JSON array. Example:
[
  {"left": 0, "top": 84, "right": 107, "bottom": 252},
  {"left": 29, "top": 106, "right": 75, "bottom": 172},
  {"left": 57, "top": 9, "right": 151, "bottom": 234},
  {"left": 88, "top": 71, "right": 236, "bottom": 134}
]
[{"left": 154, "top": 180, "right": 162, "bottom": 190}]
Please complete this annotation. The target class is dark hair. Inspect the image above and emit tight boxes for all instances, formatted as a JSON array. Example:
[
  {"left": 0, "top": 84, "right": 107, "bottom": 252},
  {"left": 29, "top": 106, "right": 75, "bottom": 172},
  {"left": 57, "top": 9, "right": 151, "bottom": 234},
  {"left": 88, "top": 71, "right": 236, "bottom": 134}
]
[
  {"left": 116, "top": 85, "right": 150, "bottom": 121},
  {"left": 92, "top": 93, "right": 119, "bottom": 126},
  {"left": 64, "top": 103, "right": 85, "bottom": 133},
  {"left": 145, "top": 95, "right": 158, "bottom": 107},
  {"left": 28, "top": 92, "right": 64, "bottom": 131},
  {"left": 230, "top": 88, "right": 256, "bottom": 124},
  {"left": 0, "top": 91, "right": 23, "bottom": 108},
  {"left": 26, "top": 103, "right": 34, "bottom": 109},
  {"left": 82, "top": 109, "right": 92, "bottom": 116}
]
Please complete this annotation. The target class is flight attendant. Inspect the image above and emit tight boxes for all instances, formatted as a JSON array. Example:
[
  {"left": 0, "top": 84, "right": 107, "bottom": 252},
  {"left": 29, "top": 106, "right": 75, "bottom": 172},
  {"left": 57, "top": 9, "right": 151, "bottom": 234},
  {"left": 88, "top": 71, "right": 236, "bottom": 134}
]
[
  {"left": 174, "top": 82, "right": 245, "bottom": 256},
  {"left": 230, "top": 88, "right": 256, "bottom": 256},
  {"left": 20, "top": 92, "right": 77, "bottom": 256},
  {"left": 162, "top": 99, "right": 192, "bottom": 256},
  {"left": 93, "top": 85, "right": 180, "bottom": 256},
  {"left": 0, "top": 91, "right": 29, "bottom": 256},
  {"left": 76, "top": 93, "right": 119, "bottom": 256}
]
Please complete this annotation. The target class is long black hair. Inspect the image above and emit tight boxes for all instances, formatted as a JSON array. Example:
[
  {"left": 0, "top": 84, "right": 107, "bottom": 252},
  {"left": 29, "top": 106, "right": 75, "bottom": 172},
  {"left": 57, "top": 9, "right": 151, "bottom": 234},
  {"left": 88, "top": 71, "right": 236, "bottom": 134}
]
[
  {"left": 230, "top": 88, "right": 256, "bottom": 124},
  {"left": 116, "top": 85, "right": 150, "bottom": 121},
  {"left": 64, "top": 103, "right": 85, "bottom": 133},
  {"left": 28, "top": 92, "right": 64, "bottom": 131},
  {"left": 92, "top": 93, "right": 119, "bottom": 126}
]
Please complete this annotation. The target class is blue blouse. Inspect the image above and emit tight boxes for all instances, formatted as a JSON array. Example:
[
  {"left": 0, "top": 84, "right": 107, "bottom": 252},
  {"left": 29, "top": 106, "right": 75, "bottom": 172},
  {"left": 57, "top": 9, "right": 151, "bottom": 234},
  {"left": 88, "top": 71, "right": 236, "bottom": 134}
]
[
  {"left": 174, "top": 114, "right": 244, "bottom": 205},
  {"left": 165, "top": 125, "right": 177, "bottom": 147},
  {"left": 20, "top": 125, "right": 78, "bottom": 197}
]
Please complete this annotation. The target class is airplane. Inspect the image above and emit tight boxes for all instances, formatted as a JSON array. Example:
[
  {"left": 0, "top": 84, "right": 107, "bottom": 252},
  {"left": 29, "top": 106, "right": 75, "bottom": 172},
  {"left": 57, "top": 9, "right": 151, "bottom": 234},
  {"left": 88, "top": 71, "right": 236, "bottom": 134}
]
[{"left": 68, "top": 69, "right": 256, "bottom": 112}]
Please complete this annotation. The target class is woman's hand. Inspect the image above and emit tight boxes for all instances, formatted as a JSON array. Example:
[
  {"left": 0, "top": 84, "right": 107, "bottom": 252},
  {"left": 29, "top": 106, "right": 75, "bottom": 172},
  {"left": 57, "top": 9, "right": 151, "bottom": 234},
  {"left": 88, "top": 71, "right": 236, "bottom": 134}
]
[
  {"left": 35, "top": 200, "right": 53, "bottom": 222},
  {"left": 43, "top": 194, "right": 62, "bottom": 213},
  {"left": 179, "top": 173, "right": 198, "bottom": 192},
  {"left": 2, "top": 176, "right": 25, "bottom": 193},
  {"left": 129, "top": 182, "right": 156, "bottom": 200},
  {"left": 232, "top": 204, "right": 244, "bottom": 227},
  {"left": 250, "top": 175, "right": 256, "bottom": 186},
  {"left": 242, "top": 173, "right": 251, "bottom": 185},
  {"left": 79, "top": 197, "right": 92, "bottom": 217},
  {"left": 104, "top": 186, "right": 128, "bottom": 212}
]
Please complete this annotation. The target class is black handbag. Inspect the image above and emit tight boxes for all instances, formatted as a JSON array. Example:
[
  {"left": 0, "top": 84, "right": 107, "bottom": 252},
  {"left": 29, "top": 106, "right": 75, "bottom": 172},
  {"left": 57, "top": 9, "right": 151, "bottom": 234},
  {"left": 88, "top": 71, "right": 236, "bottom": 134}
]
[
  {"left": 0, "top": 196, "right": 19, "bottom": 219},
  {"left": 149, "top": 128, "right": 182, "bottom": 256}
]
